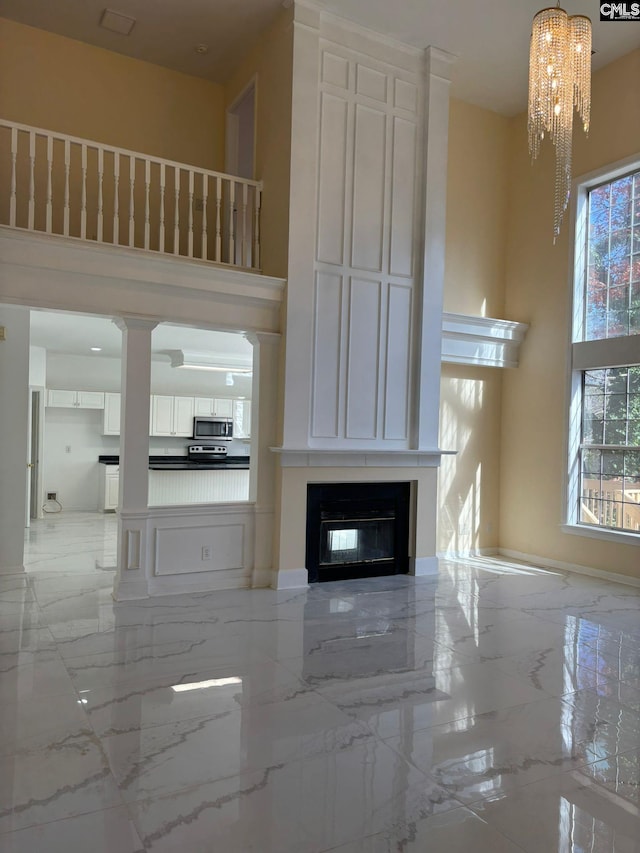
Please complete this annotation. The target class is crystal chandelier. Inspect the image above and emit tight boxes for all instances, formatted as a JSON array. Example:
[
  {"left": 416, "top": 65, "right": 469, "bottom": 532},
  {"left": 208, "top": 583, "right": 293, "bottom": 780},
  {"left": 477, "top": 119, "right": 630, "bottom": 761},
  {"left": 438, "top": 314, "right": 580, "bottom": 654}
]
[{"left": 528, "top": 4, "right": 591, "bottom": 239}]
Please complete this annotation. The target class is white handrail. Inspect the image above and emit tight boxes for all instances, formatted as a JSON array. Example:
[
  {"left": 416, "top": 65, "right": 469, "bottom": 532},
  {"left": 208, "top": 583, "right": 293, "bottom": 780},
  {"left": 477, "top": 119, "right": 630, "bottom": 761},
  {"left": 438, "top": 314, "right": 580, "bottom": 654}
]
[{"left": 0, "top": 118, "right": 262, "bottom": 271}]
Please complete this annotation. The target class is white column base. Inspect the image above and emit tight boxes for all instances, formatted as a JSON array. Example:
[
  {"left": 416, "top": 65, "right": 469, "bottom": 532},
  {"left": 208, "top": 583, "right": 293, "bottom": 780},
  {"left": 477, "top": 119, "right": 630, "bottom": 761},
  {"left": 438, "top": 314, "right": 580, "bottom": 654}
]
[
  {"left": 270, "top": 567, "right": 309, "bottom": 590},
  {"left": 410, "top": 556, "right": 439, "bottom": 576},
  {"left": 112, "top": 578, "right": 150, "bottom": 601}
]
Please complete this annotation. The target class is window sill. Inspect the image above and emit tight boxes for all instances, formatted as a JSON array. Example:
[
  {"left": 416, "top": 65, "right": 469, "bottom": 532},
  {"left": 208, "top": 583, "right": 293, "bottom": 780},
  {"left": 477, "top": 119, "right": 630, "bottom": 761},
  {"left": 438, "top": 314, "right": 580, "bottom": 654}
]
[{"left": 561, "top": 523, "right": 640, "bottom": 547}]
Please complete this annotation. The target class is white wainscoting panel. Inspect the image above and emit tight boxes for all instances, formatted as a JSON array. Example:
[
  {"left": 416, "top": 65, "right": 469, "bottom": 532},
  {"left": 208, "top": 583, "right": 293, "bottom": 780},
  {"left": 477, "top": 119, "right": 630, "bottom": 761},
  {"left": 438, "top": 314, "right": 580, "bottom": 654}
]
[
  {"left": 155, "top": 522, "right": 245, "bottom": 576},
  {"left": 389, "top": 117, "right": 416, "bottom": 278},
  {"left": 317, "top": 93, "right": 348, "bottom": 265},
  {"left": 312, "top": 271, "right": 343, "bottom": 438},
  {"left": 322, "top": 51, "right": 350, "bottom": 89},
  {"left": 351, "top": 104, "right": 386, "bottom": 272},
  {"left": 384, "top": 283, "right": 412, "bottom": 440},
  {"left": 394, "top": 79, "right": 418, "bottom": 113},
  {"left": 356, "top": 64, "right": 388, "bottom": 102},
  {"left": 346, "top": 278, "right": 381, "bottom": 439},
  {"left": 148, "top": 469, "right": 250, "bottom": 505}
]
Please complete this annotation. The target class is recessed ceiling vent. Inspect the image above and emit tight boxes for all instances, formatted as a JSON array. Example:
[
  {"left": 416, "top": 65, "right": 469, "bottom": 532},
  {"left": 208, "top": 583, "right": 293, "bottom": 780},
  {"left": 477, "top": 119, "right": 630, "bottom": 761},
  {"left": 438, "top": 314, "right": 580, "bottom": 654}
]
[{"left": 100, "top": 8, "right": 136, "bottom": 36}]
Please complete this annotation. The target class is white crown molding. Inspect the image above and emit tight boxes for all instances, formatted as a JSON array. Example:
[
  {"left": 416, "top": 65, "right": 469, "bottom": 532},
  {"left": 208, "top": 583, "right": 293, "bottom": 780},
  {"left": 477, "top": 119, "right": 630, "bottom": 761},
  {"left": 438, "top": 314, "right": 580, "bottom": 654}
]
[
  {"left": 441, "top": 312, "right": 529, "bottom": 369},
  {"left": 271, "top": 448, "right": 454, "bottom": 467}
]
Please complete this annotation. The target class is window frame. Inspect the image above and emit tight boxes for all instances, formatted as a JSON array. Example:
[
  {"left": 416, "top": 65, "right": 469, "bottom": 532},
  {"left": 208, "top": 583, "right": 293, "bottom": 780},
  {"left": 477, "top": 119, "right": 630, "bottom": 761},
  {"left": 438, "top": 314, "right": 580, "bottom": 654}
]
[{"left": 563, "top": 152, "right": 640, "bottom": 546}]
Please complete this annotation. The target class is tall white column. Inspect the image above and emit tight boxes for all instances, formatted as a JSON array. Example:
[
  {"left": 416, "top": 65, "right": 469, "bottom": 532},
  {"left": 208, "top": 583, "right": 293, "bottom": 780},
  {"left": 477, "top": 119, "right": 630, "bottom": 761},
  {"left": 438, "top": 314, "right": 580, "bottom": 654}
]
[
  {"left": 0, "top": 305, "right": 30, "bottom": 574},
  {"left": 113, "top": 316, "right": 157, "bottom": 600},
  {"left": 414, "top": 47, "right": 456, "bottom": 449},
  {"left": 246, "top": 331, "right": 281, "bottom": 587}
]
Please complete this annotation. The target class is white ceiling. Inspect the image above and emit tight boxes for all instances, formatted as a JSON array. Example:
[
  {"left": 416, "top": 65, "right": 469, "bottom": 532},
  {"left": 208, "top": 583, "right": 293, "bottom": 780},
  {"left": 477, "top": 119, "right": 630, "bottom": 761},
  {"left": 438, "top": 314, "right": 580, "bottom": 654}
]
[
  {"left": 1, "top": 0, "right": 638, "bottom": 114},
  {"left": 29, "top": 309, "right": 254, "bottom": 366}
]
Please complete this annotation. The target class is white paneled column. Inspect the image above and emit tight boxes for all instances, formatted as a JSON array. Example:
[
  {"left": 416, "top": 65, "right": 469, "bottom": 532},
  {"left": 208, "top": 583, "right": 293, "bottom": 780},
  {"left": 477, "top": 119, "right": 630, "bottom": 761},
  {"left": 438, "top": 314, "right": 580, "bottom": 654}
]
[
  {"left": 0, "top": 305, "right": 30, "bottom": 574},
  {"left": 113, "top": 316, "right": 158, "bottom": 600},
  {"left": 414, "top": 47, "right": 456, "bottom": 449},
  {"left": 246, "top": 331, "right": 281, "bottom": 587}
]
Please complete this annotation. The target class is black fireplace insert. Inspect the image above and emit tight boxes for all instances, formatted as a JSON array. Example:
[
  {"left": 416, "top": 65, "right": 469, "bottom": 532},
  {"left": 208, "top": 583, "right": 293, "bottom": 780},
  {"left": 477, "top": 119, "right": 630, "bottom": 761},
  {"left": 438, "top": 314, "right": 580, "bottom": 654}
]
[{"left": 306, "top": 482, "right": 410, "bottom": 583}]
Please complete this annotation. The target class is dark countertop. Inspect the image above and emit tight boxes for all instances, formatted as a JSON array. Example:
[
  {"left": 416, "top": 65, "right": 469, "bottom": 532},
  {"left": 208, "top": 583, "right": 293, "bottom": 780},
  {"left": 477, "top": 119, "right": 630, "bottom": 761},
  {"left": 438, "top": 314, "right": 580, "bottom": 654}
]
[{"left": 98, "top": 455, "right": 250, "bottom": 471}]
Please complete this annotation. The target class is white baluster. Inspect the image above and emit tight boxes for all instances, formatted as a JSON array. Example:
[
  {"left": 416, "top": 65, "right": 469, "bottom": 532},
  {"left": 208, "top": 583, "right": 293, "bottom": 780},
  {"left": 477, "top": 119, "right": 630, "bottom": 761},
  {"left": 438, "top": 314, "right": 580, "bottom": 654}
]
[
  {"left": 144, "top": 159, "right": 150, "bottom": 250},
  {"left": 46, "top": 136, "right": 53, "bottom": 233},
  {"left": 113, "top": 152, "right": 120, "bottom": 244},
  {"left": 9, "top": 126, "right": 17, "bottom": 228},
  {"left": 63, "top": 139, "right": 70, "bottom": 236},
  {"left": 80, "top": 143, "right": 87, "bottom": 239},
  {"left": 97, "top": 147, "right": 104, "bottom": 242},
  {"left": 201, "top": 173, "right": 208, "bottom": 260},
  {"left": 254, "top": 184, "right": 261, "bottom": 269},
  {"left": 228, "top": 180, "right": 235, "bottom": 264},
  {"left": 187, "top": 170, "right": 194, "bottom": 258},
  {"left": 242, "top": 182, "right": 248, "bottom": 267},
  {"left": 128, "top": 156, "right": 135, "bottom": 246},
  {"left": 215, "top": 176, "right": 222, "bottom": 263},
  {"left": 28, "top": 131, "right": 36, "bottom": 231},
  {"left": 173, "top": 167, "right": 180, "bottom": 255},
  {"left": 159, "top": 162, "right": 166, "bottom": 253}
]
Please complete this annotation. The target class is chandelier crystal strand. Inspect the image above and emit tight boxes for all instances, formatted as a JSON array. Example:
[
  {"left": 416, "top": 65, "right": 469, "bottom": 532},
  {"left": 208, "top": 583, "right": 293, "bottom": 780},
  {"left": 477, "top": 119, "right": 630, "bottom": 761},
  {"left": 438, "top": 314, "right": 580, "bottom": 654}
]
[{"left": 528, "top": 5, "right": 592, "bottom": 240}]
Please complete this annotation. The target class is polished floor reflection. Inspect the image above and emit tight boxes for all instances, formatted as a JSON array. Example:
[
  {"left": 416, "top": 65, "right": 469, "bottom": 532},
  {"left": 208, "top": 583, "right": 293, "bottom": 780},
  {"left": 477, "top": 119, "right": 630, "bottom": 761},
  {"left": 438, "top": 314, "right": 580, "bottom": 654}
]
[{"left": 1, "top": 520, "right": 639, "bottom": 851}]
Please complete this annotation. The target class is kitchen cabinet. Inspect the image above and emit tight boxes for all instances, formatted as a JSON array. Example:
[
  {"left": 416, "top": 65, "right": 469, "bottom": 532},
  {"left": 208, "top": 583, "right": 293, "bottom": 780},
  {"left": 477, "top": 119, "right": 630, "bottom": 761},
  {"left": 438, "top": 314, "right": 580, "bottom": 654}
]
[
  {"left": 233, "top": 400, "right": 252, "bottom": 438},
  {"left": 151, "top": 395, "right": 195, "bottom": 437},
  {"left": 194, "top": 397, "right": 234, "bottom": 418},
  {"left": 213, "top": 398, "right": 234, "bottom": 417},
  {"left": 47, "top": 389, "right": 105, "bottom": 409},
  {"left": 194, "top": 397, "right": 215, "bottom": 416},
  {"left": 100, "top": 465, "right": 119, "bottom": 511},
  {"left": 103, "top": 393, "right": 121, "bottom": 435}
]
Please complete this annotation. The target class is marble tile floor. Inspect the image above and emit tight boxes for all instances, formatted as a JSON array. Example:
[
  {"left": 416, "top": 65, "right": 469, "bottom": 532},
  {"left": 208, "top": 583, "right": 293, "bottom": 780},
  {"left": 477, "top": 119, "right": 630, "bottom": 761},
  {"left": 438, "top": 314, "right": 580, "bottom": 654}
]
[{"left": 1, "top": 537, "right": 639, "bottom": 851}]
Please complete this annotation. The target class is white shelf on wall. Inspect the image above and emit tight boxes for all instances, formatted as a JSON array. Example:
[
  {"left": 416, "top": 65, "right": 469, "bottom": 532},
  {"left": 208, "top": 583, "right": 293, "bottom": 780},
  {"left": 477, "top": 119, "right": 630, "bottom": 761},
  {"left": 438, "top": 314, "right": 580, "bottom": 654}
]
[{"left": 441, "top": 312, "right": 528, "bottom": 369}]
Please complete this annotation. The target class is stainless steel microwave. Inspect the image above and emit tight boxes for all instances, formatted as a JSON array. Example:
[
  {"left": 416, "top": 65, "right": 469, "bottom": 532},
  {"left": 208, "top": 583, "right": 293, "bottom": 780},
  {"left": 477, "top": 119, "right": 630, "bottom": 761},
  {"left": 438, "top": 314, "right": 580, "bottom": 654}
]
[{"left": 192, "top": 417, "right": 233, "bottom": 441}]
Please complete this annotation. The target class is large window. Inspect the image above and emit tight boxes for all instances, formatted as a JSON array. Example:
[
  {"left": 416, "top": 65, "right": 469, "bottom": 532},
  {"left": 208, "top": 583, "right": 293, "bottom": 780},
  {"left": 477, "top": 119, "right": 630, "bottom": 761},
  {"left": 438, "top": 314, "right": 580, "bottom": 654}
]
[{"left": 569, "top": 162, "right": 640, "bottom": 540}]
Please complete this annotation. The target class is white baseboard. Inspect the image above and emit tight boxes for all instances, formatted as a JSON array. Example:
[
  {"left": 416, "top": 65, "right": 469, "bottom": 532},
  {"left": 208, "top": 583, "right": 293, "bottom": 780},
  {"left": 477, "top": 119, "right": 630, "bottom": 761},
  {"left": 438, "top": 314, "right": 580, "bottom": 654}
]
[
  {"left": 0, "top": 565, "right": 26, "bottom": 575},
  {"left": 498, "top": 548, "right": 640, "bottom": 590},
  {"left": 437, "top": 547, "right": 499, "bottom": 559},
  {"left": 271, "top": 567, "right": 309, "bottom": 590},
  {"left": 112, "top": 577, "right": 150, "bottom": 600}
]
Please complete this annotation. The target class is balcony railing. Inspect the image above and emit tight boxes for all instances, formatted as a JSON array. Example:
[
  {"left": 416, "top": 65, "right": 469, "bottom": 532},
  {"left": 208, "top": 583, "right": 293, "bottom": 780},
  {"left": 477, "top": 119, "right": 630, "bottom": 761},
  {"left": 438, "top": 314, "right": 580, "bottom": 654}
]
[{"left": 0, "top": 119, "right": 262, "bottom": 270}]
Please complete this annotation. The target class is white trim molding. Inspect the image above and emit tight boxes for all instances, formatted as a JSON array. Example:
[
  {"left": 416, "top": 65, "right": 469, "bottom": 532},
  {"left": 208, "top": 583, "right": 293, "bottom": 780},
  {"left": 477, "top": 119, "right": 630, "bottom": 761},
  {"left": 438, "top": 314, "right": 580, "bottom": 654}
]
[
  {"left": 441, "top": 312, "right": 528, "bottom": 368},
  {"left": 271, "top": 567, "right": 309, "bottom": 590},
  {"left": 410, "top": 556, "right": 440, "bottom": 576},
  {"left": 271, "top": 448, "right": 455, "bottom": 467},
  {"left": 499, "top": 547, "right": 640, "bottom": 590},
  {"left": 561, "top": 523, "right": 640, "bottom": 548}
]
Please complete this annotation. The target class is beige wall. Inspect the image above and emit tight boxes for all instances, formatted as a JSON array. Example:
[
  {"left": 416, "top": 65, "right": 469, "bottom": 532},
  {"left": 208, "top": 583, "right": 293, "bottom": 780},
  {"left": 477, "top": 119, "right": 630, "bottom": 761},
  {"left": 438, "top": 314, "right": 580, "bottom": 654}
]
[
  {"left": 225, "top": 9, "right": 293, "bottom": 279},
  {"left": 0, "top": 18, "right": 225, "bottom": 170},
  {"left": 500, "top": 48, "right": 640, "bottom": 580},
  {"left": 439, "top": 99, "right": 511, "bottom": 554}
]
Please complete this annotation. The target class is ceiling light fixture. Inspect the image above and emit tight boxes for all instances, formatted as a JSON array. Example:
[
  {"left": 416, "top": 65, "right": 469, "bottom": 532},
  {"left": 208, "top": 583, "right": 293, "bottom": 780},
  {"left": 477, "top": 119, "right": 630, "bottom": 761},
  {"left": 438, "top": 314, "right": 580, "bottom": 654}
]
[
  {"left": 90, "top": 347, "right": 102, "bottom": 352},
  {"left": 99, "top": 8, "right": 136, "bottom": 36},
  {"left": 528, "top": 3, "right": 591, "bottom": 240},
  {"left": 225, "top": 372, "right": 234, "bottom": 387}
]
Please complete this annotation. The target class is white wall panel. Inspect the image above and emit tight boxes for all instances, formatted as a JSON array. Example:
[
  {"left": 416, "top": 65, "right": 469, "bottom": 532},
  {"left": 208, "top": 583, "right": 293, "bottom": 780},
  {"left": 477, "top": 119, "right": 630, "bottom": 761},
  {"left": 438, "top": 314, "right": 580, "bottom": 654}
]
[
  {"left": 394, "top": 79, "right": 418, "bottom": 113},
  {"left": 312, "top": 272, "right": 342, "bottom": 437},
  {"left": 346, "top": 278, "right": 381, "bottom": 439},
  {"left": 389, "top": 117, "right": 417, "bottom": 278},
  {"left": 154, "top": 521, "right": 245, "bottom": 575},
  {"left": 322, "top": 51, "right": 349, "bottom": 89},
  {"left": 356, "top": 64, "right": 387, "bottom": 102},
  {"left": 148, "top": 469, "right": 250, "bottom": 505},
  {"left": 384, "top": 284, "right": 412, "bottom": 439},
  {"left": 351, "top": 105, "right": 386, "bottom": 272},
  {"left": 317, "top": 93, "right": 348, "bottom": 265}
]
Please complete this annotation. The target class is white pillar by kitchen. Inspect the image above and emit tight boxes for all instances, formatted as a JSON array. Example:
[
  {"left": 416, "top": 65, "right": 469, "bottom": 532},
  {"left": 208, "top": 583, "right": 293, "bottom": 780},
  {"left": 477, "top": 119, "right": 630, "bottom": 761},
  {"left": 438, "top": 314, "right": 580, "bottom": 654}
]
[
  {"left": 113, "top": 316, "right": 158, "bottom": 600},
  {"left": 0, "top": 305, "right": 30, "bottom": 574}
]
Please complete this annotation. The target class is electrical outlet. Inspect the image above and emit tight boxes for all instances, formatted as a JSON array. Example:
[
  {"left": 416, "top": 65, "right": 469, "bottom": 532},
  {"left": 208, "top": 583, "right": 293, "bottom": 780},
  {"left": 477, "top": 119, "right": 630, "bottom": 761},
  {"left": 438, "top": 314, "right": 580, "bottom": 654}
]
[
  {"left": 47, "top": 492, "right": 57, "bottom": 501},
  {"left": 201, "top": 546, "right": 212, "bottom": 561},
  {"left": 65, "top": 445, "right": 71, "bottom": 454}
]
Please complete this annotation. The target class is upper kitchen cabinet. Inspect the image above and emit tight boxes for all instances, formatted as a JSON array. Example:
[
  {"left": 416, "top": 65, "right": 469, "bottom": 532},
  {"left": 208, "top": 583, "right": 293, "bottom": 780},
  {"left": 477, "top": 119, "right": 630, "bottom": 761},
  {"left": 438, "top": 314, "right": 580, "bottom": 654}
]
[
  {"left": 233, "top": 400, "right": 251, "bottom": 439},
  {"left": 47, "top": 389, "right": 105, "bottom": 409},
  {"left": 151, "top": 395, "right": 195, "bottom": 437},
  {"left": 103, "top": 392, "right": 121, "bottom": 435},
  {"left": 194, "top": 397, "right": 234, "bottom": 418}
]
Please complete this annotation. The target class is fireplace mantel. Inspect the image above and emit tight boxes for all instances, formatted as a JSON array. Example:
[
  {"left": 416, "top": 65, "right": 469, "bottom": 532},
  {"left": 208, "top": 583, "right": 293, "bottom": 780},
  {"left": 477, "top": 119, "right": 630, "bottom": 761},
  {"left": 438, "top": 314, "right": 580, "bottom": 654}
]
[{"left": 270, "top": 448, "right": 456, "bottom": 467}]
